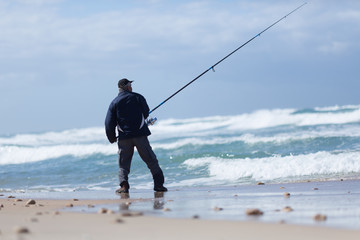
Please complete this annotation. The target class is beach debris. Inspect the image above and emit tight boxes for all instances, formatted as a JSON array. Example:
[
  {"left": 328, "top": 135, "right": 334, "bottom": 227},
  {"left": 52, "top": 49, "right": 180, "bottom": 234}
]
[
  {"left": 246, "top": 208, "right": 264, "bottom": 216},
  {"left": 8, "top": 196, "right": 16, "bottom": 198},
  {"left": 121, "top": 211, "right": 143, "bottom": 217},
  {"left": 257, "top": 182, "right": 265, "bottom": 185},
  {"left": 163, "top": 208, "right": 171, "bottom": 212},
  {"left": 26, "top": 199, "right": 36, "bottom": 205},
  {"left": 313, "top": 214, "right": 327, "bottom": 221},
  {"left": 30, "top": 218, "right": 38, "bottom": 223},
  {"left": 73, "top": 198, "right": 79, "bottom": 201},
  {"left": 283, "top": 192, "right": 291, "bottom": 198},
  {"left": 213, "top": 207, "right": 223, "bottom": 211},
  {"left": 115, "top": 218, "right": 124, "bottom": 223},
  {"left": 313, "top": 188, "right": 319, "bottom": 190},
  {"left": 282, "top": 206, "right": 294, "bottom": 212},
  {"left": 98, "top": 208, "right": 108, "bottom": 214},
  {"left": 66, "top": 203, "right": 74, "bottom": 208},
  {"left": 13, "top": 226, "right": 30, "bottom": 234}
]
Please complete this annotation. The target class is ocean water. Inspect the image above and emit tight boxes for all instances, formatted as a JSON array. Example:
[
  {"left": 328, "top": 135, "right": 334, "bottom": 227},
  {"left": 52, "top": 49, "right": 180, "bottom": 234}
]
[{"left": 1, "top": 104, "right": 360, "bottom": 193}]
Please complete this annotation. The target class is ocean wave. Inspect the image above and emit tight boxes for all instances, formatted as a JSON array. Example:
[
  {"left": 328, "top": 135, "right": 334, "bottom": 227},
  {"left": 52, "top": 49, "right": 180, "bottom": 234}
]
[
  {"left": 182, "top": 151, "right": 360, "bottom": 183},
  {"left": 152, "top": 125, "right": 360, "bottom": 150},
  {"left": 0, "top": 144, "right": 116, "bottom": 165},
  {"left": 1, "top": 104, "right": 359, "bottom": 147},
  {"left": 150, "top": 105, "right": 360, "bottom": 137},
  {"left": 0, "top": 127, "right": 106, "bottom": 147}
]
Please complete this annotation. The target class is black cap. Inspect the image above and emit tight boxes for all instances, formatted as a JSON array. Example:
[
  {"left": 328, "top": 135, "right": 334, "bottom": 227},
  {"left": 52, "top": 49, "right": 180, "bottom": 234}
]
[{"left": 118, "top": 78, "right": 134, "bottom": 88}]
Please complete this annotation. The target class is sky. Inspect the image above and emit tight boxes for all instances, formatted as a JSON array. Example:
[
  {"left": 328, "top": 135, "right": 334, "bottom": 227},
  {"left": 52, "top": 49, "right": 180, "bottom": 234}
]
[{"left": 0, "top": 0, "right": 359, "bottom": 134}]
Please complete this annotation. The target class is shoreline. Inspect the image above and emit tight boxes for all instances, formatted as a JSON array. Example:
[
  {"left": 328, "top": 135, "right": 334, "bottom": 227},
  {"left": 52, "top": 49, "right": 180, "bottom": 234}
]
[{"left": 1, "top": 180, "right": 360, "bottom": 239}]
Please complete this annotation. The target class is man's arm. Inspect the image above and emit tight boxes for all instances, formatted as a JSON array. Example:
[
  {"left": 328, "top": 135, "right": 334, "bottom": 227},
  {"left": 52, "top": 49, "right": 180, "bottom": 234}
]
[
  {"left": 138, "top": 94, "right": 150, "bottom": 119},
  {"left": 105, "top": 102, "right": 117, "bottom": 143}
]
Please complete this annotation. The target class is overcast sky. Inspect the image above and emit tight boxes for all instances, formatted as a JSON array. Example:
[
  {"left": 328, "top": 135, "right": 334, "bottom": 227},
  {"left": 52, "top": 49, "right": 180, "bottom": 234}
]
[{"left": 0, "top": 0, "right": 359, "bottom": 134}]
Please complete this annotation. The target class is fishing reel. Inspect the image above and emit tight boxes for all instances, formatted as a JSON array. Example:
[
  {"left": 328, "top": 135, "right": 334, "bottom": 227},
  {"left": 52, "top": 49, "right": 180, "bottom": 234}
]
[{"left": 146, "top": 116, "right": 157, "bottom": 126}]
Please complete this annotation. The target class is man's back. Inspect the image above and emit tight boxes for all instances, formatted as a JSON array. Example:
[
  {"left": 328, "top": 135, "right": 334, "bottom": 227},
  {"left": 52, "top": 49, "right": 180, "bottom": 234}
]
[{"left": 105, "top": 90, "right": 151, "bottom": 141}]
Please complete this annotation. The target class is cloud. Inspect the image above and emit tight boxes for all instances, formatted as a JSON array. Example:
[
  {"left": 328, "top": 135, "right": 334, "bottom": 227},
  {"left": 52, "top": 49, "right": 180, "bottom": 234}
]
[
  {"left": 318, "top": 41, "right": 349, "bottom": 54},
  {"left": 0, "top": 1, "right": 313, "bottom": 59}
]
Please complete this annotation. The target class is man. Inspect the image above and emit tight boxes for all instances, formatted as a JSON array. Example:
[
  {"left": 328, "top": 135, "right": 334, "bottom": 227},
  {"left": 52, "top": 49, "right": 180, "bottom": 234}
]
[{"left": 105, "top": 78, "right": 167, "bottom": 194}]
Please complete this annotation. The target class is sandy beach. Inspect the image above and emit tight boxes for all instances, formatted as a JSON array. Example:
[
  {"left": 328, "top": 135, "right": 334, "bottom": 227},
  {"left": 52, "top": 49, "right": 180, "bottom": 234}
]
[{"left": 1, "top": 180, "right": 360, "bottom": 240}]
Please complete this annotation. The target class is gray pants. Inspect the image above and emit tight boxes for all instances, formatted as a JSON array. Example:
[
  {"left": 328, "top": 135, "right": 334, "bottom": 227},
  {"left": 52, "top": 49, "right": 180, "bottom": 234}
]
[{"left": 117, "top": 136, "right": 164, "bottom": 189}]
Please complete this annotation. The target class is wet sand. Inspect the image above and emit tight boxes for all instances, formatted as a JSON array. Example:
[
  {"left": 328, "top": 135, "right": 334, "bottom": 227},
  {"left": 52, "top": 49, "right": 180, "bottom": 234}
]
[{"left": 1, "top": 180, "right": 360, "bottom": 239}]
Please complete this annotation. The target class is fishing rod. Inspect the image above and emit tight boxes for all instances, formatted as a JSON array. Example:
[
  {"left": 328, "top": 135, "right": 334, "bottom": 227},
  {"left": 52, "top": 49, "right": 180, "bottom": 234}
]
[{"left": 147, "top": 2, "right": 307, "bottom": 121}]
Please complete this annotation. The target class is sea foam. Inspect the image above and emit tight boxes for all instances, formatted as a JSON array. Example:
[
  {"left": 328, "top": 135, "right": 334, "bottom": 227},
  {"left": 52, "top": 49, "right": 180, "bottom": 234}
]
[{"left": 183, "top": 150, "right": 360, "bottom": 183}]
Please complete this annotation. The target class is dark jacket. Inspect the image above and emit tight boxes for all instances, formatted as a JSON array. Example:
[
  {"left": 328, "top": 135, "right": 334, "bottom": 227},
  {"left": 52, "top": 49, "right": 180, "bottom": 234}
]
[{"left": 105, "top": 90, "right": 151, "bottom": 142}]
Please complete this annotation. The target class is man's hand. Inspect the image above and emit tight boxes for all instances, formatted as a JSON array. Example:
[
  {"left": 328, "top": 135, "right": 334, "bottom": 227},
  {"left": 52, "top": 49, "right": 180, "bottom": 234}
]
[{"left": 109, "top": 137, "right": 117, "bottom": 144}]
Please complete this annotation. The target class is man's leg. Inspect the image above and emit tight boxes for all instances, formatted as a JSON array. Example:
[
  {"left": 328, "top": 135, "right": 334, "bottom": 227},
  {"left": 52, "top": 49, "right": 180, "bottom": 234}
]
[
  {"left": 117, "top": 138, "right": 134, "bottom": 192},
  {"left": 133, "top": 136, "right": 167, "bottom": 191}
]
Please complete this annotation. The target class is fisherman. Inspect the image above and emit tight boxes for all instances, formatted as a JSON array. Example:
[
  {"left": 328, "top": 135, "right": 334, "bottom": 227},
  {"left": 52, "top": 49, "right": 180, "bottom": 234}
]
[{"left": 105, "top": 78, "right": 167, "bottom": 194}]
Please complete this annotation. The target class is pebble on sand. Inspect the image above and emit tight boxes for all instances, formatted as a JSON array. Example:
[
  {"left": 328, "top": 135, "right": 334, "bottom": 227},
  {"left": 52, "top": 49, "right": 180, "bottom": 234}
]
[
  {"left": 246, "top": 209, "right": 264, "bottom": 216},
  {"left": 30, "top": 218, "right": 38, "bottom": 222},
  {"left": 115, "top": 218, "right": 124, "bottom": 223},
  {"left": 283, "top": 192, "right": 291, "bottom": 198},
  {"left": 282, "top": 206, "right": 294, "bottom": 212},
  {"left": 98, "top": 208, "right": 108, "bottom": 214},
  {"left": 26, "top": 199, "right": 36, "bottom": 205},
  {"left": 14, "top": 226, "right": 30, "bottom": 234},
  {"left": 313, "top": 214, "right": 327, "bottom": 221},
  {"left": 121, "top": 211, "right": 143, "bottom": 217}
]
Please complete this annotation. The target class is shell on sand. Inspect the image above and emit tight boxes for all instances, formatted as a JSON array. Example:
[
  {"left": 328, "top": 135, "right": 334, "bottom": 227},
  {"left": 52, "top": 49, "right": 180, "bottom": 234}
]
[
  {"left": 283, "top": 192, "right": 291, "bottom": 198},
  {"left": 13, "top": 226, "right": 30, "bottom": 234},
  {"left": 313, "top": 214, "right": 327, "bottom": 221},
  {"left": 282, "top": 206, "right": 294, "bottom": 212},
  {"left": 213, "top": 207, "right": 223, "bottom": 211},
  {"left": 26, "top": 199, "right": 36, "bottom": 205},
  {"left": 246, "top": 208, "right": 264, "bottom": 216}
]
